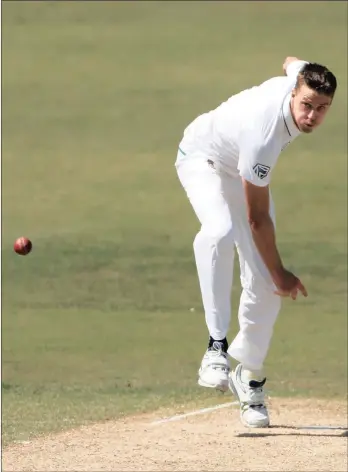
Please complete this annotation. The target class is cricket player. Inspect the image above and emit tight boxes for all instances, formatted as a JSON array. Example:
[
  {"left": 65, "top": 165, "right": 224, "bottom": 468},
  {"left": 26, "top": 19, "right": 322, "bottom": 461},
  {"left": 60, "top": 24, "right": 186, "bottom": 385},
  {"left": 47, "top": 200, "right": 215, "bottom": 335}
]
[{"left": 175, "top": 57, "right": 337, "bottom": 427}]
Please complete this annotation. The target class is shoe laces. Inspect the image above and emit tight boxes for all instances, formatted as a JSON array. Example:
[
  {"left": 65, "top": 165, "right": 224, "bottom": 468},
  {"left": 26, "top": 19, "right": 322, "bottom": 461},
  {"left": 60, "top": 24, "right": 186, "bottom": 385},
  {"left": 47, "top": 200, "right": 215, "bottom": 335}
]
[
  {"left": 208, "top": 341, "right": 227, "bottom": 354},
  {"left": 206, "top": 342, "right": 228, "bottom": 370}
]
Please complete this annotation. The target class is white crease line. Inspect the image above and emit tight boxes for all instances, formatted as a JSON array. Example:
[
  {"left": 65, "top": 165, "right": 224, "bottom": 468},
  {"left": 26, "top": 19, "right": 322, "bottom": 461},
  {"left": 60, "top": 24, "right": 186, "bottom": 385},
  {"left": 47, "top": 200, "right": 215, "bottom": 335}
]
[
  {"left": 297, "top": 425, "right": 347, "bottom": 430},
  {"left": 150, "top": 401, "right": 239, "bottom": 425}
]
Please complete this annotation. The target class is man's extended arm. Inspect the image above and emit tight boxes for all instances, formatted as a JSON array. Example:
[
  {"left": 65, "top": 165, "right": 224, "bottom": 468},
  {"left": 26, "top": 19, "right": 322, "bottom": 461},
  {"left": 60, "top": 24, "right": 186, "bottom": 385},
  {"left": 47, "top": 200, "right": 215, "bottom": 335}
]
[
  {"left": 282, "top": 56, "right": 300, "bottom": 74},
  {"left": 282, "top": 56, "right": 309, "bottom": 77},
  {"left": 241, "top": 178, "right": 308, "bottom": 300}
]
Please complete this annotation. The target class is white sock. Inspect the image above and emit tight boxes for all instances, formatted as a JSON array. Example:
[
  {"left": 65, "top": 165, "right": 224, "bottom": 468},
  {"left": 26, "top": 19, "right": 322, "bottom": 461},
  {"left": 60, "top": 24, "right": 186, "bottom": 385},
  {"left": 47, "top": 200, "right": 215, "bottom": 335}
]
[{"left": 241, "top": 366, "right": 265, "bottom": 384}]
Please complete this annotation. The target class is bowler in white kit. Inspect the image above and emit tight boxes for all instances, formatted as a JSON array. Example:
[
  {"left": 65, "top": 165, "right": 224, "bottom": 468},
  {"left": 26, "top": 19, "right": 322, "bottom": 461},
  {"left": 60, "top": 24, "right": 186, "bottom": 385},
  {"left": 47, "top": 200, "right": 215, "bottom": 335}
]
[{"left": 175, "top": 57, "right": 337, "bottom": 427}]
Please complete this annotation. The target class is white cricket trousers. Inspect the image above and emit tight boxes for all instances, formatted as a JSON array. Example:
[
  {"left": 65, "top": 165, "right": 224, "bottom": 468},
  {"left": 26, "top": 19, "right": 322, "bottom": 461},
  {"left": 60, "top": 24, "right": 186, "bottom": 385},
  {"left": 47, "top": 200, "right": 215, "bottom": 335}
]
[{"left": 176, "top": 153, "right": 281, "bottom": 371}]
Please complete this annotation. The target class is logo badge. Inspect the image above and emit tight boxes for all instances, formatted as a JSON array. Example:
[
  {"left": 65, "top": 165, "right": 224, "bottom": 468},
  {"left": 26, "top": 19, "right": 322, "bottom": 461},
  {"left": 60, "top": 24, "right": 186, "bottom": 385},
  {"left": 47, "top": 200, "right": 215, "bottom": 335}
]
[{"left": 253, "top": 163, "right": 270, "bottom": 179}]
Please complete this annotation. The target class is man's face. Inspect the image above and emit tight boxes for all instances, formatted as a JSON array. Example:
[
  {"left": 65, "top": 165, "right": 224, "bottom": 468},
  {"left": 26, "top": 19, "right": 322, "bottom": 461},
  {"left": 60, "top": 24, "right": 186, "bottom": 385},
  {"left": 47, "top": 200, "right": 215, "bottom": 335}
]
[{"left": 290, "top": 84, "right": 333, "bottom": 133}]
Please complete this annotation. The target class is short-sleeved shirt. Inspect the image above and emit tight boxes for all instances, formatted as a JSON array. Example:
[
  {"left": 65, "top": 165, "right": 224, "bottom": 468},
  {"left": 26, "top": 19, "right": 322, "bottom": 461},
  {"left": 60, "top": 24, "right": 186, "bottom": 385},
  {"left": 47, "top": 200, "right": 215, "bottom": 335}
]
[{"left": 177, "top": 60, "right": 307, "bottom": 187}]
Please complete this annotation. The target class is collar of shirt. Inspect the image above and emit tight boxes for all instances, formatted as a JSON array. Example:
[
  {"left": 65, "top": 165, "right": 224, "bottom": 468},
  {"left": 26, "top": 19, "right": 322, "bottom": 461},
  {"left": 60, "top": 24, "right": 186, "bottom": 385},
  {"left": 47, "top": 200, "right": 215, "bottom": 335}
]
[{"left": 282, "top": 93, "right": 301, "bottom": 140}]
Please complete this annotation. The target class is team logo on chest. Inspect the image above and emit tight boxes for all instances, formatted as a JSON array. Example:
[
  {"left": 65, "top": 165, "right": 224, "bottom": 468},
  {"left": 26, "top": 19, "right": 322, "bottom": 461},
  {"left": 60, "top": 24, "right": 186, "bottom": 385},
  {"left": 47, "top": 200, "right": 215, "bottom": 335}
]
[{"left": 253, "top": 163, "right": 270, "bottom": 179}]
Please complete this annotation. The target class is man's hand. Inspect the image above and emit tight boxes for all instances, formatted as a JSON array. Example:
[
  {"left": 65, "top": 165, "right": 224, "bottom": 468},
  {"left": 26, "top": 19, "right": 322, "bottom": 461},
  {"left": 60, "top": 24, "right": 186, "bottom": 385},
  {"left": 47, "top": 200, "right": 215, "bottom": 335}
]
[
  {"left": 282, "top": 56, "right": 300, "bottom": 75},
  {"left": 273, "top": 268, "right": 308, "bottom": 300}
]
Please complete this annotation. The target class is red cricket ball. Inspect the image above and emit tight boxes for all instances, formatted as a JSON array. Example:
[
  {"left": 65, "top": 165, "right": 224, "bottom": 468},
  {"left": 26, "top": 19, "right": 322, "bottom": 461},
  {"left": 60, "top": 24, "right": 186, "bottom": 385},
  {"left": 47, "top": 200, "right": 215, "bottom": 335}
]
[{"left": 14, "top": 237, "right": 33, "bottom": 256}]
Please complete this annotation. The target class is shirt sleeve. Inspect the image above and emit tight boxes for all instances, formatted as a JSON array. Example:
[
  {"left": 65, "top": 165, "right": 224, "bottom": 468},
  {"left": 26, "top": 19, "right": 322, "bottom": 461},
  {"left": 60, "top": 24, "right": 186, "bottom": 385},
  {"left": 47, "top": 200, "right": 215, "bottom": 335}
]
[
  {"left": 238, "top": 140, "right": 279, "bottom": 187},
  {"left": 286, "top": 60, "right": 308, "bottom": 79}
]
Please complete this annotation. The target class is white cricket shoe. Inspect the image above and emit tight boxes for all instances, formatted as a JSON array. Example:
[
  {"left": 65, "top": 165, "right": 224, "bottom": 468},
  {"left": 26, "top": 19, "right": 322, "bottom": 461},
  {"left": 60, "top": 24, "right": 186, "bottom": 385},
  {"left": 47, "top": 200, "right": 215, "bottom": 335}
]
[
  {"left": 198, "top": 341, "right": 230, "bottom": 392},
  {"left": 229, "top": 363, "right": 270, "bottom": 428}
]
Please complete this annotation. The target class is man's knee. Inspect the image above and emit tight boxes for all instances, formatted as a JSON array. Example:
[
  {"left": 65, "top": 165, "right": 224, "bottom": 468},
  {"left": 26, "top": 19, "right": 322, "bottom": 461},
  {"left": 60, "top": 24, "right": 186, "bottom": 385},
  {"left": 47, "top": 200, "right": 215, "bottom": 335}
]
[{"left": 195, "top": 223, "right": 234, "bottom": 249}]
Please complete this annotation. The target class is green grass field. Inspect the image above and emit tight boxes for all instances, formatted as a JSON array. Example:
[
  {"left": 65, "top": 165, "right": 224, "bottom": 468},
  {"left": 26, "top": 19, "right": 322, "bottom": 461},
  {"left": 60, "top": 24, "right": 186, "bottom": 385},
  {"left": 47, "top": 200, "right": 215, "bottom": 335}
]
[{"left": 2, "top": 1, "right": 347, "bottom": 446}]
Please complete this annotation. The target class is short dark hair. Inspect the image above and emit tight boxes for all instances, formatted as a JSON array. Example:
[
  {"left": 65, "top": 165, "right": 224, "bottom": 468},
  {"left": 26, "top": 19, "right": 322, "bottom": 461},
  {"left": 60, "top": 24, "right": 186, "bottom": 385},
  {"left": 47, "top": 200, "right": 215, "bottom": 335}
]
[{"left": 296, "top": 63, "right": 337, "bottom": 97}]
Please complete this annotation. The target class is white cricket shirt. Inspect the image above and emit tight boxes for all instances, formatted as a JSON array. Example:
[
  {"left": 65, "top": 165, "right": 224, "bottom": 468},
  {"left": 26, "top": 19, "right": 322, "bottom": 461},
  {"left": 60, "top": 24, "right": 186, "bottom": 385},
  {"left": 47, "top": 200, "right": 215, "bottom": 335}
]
[{"left": 177, "top": 60, "right": 308, "bottom": 186}]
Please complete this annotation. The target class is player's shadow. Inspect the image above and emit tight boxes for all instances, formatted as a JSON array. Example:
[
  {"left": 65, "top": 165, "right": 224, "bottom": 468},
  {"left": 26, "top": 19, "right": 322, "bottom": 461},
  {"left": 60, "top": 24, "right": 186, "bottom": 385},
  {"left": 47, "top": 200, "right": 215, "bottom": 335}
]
[{"left": 237, "top": 425, "right": 348, "bottom": 438}]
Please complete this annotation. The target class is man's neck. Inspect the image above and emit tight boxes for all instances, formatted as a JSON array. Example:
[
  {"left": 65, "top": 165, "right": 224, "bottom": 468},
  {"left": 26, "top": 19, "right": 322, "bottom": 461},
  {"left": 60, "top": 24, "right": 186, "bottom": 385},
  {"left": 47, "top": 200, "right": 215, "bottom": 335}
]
[{"left": 289, "top": 95, "right": 300, "bottom": 131}]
